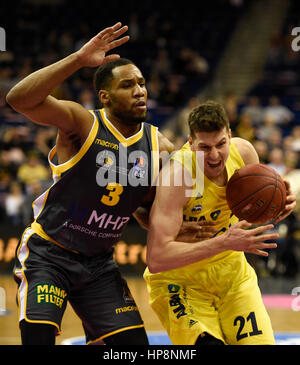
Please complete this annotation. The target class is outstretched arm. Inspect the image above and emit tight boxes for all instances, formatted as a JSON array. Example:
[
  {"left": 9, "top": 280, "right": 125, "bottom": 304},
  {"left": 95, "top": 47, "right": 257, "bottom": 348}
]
[
  {"left": 147, "top": 160, "right": 279, "bottom": 274},
  {"left": 6, "top": 22, "right": 129, "bottom": 136}
]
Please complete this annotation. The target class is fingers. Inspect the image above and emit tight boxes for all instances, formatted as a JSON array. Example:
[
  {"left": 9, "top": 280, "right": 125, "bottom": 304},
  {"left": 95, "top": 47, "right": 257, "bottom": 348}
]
[
  {"left": 181, "top": 220, "right": 216, "bottom": 232},
  {"left": 198, "top": 221, "right": 217, "bottom": 227},
  {"left": 247, "top": 225, "right": 278, "bottom": 256},
  {"left": 250, "top": 242, "right": 277, "bottom": 257},
  {"left": 196, "top": 231, "right": 216, "bottom": 239},
  {"left": 97, "top": 23, "right": 129, "bottom": 46},
  {"left": 103, "top": 25, "right": 129, "bottom": 41},
  {"left": 273, "top": 209, "right": 289, "bottom": 224},
  {"left": 248, "top": 224, "right": 279, "bottom": 243},
  {"left": 236, "top": 220, "right": 252, "bottom": 229},
  {"left": 254, "top": 232, "right": 279, "bottom": 241},
  {"left": 102, "top": 54, "right": 121, "bottom": 65},
  {"left": 231, "top": 222, "right": 279, "bottom": 256},
  {"left": 108, "top": 35, "right": 130, "bottom": 50},
  {"left": 273, "top": 193, "right": 296, "bottom": 224},
  {"left": 250, "top": 224, "right": 274, "bottom": 235},
  {"left": 97, "top": 22, "right": 123, "bottom": 38},
  {"left": 286, "top": 193, "right": 297, "bottom": 204},
  {"left": 194, "top": 221, "right": 218, "bottom": 235},
  {"left": 252, "top": 249, "right": 270, "bottom": 257},
  {"left": 198, "top": 225, "right": 218, "bottom": 234},
  {"left": 283, "top": 179, "right": 292, "bottom": 193},
  {"left": 178, "top": 221, "right": 218, "bottom": 241}
]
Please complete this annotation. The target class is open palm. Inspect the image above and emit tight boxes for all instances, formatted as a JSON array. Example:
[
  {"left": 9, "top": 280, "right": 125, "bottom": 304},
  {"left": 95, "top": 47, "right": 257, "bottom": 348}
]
[{"left": 76, "top": 22, "right": 129, "bottom": 67}]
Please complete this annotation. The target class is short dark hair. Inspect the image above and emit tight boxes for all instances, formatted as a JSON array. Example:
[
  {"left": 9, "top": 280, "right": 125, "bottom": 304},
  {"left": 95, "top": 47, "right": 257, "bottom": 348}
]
[
  {"left": 93, "top": 58, "right": 135, "bottom": 95},
  {"left": 188, "top": 100, "right": 230, "bottom": 137}
]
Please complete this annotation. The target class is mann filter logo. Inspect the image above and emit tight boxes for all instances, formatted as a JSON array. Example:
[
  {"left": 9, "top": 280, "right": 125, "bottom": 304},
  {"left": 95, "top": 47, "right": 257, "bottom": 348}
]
[
  {"left": 0, "top": 27, "right": 5, "bottom": 51},
  {"left": 35, "top": 283, "right": 67, "bottom": 308}
]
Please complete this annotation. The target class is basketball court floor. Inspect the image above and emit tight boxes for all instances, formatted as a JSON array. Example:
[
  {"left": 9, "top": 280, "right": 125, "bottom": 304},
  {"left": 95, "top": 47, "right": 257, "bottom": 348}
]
[{"left": 1, "top": 275, "right": 300, "bottom": 345}]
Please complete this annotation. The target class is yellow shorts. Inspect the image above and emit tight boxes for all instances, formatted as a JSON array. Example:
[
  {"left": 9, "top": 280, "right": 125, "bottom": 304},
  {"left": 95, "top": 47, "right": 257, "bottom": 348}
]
[{"left": 144, "top": 253, "right": 275, "bottom": 345}]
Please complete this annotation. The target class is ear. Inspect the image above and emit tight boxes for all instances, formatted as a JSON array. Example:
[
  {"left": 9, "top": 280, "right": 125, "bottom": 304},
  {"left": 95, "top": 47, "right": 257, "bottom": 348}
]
[
  {"left": 99, "top": 90, "right": 110, "bottom": 106},
  {"left": 228, "top": 128, "right": 232, "bottom": 140},
  {"left": 188, "top": 135, "right": 193, "bottom": 146}
]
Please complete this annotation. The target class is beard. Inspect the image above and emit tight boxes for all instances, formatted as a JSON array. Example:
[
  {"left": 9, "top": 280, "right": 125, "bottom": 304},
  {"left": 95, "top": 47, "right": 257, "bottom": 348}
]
[{"left": 113, "top": 107, "right": 147, "bottom": 125}]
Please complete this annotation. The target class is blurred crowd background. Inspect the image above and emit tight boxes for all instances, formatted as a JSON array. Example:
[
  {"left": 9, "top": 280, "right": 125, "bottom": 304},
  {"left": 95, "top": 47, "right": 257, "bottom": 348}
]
[{"left": 1, "top": 0, "right": 300, "bottom": 278}]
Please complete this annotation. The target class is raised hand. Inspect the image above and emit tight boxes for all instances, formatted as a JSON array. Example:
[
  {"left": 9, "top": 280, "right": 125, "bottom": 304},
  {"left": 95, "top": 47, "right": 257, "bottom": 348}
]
[{"left": 76, "top": 22, "right": 129, "bottom": 68}]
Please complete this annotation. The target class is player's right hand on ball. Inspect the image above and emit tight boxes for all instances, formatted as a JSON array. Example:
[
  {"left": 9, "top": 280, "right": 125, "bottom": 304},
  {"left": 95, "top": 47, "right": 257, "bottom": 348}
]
[{"left": 224, "top": 220, "right": 279, "bottom": 256}]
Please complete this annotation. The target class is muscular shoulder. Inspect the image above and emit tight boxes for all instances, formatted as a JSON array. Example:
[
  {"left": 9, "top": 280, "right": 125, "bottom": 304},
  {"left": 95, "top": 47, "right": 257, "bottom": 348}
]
[
  {"left": 157, "top": 131, "right": 174, "bottom": 154},
  {"left": 231, "top": 137, "right": 259, "bottom": 165}
]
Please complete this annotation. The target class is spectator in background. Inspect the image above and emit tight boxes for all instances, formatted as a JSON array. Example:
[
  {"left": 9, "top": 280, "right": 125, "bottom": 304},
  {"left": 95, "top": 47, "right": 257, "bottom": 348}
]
[
  {"left": 223, "top": 92, "right": 238, "bottom": 131},
  {"left": 0, "top": 171, "right": 13, "bottom": 208},
  {"left": 34, "top": 127, "right": 56, "bottom": 162},
  {"left": 263, "top": 96, "right": 294, "bottom": 126},
  {"left": 4, "top": 181, "right": 24, "bottom": 225},
  {"left": 268, "top": 148, "right": 287, "bottom": 176},
  {"left": 283, "top": 135, "right": 295, "bottom": 153},
  {"left": 146, "top": 72, "right": 163, "bottom": 111},
  {"left": 267, "top": 127, "right": 283, "bottom": 150},
  {"left": 235, "top": 113, "right": 255, "bottom": 143},
  {"left": 77, "top": 89, "right": 96, "bottom": 110},
  {"left": 241, "top": 96, "right": 264, "bottom": 126},
  {"left": 128, "top": 14, "right": 140, "bottom": 42},
  {"left": 253, "top": 139, "right": 269, "bottom": 164},
  {"left": 290, "top": 126, "right": 300, "bottom": 152},
  {"left": 161, "top": 76, "right": 184, "bottom": 108},
  {"left": 174, "top": 48, "right": 209, "bottom": 82},
  {"left": 17, "top": 151, "right": 50, "bottom": 187},
  {"left": 256, "top": 114, "right": 278, "bottom": 141},
  {"left": 0, "top": 148, "right": 24, "bottom": 180},
  {"left": 285, "top": 150, "right": 299, "bottom": 174},
  {"left": 154, "top": 48, "right": 172, "bottom": 77},
  {"left": 2, "top": 125, "right": 33, "bottom": 152},
  {"left": 176, "top": 97, "right": 200, "bottom": 137}
]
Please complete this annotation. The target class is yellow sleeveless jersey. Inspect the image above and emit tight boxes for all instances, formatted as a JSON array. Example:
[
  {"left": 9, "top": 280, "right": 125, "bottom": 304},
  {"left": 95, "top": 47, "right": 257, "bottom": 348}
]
[{"left": 145, "top": 140, "right": 246, "bottom": 278}]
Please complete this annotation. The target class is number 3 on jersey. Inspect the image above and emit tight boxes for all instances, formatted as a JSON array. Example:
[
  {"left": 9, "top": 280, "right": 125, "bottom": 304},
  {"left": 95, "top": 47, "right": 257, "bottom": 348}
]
[{"left": 101, "top": 182, "right": 123, "bottom": 206}]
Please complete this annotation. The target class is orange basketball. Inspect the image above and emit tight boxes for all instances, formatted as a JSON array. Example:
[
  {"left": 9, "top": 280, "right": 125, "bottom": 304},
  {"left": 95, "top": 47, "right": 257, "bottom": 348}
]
[{"left": 226, "top": 163, "right": 286, "bottom": 224}]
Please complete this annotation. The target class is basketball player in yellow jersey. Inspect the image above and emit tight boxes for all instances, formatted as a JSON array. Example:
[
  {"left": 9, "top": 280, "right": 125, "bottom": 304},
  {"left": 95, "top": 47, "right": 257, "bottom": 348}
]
[{"left": 144, "top": 101, "right": 296, "bottom": 345}]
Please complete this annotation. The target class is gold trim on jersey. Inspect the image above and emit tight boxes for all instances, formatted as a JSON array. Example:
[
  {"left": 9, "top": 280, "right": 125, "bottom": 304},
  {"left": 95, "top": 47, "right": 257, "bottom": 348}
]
[
  {"left": 150, "top": 125, "right": 159, "bottom": 186},
  {"left": 100, "top": 108, "right": 144, "bottom": 147},
  {"left": 49, "top": 111, "right": 98, "bottom": 178},
  {"left": 86, "top": 324, "right": 145, "bottom": 345},
  {"left": 31, "top": 111, "right": 98, "bottom": 221}
]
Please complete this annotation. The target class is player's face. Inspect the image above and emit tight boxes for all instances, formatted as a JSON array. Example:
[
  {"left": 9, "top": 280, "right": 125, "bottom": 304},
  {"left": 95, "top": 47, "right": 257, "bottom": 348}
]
[
  {"left": 105, "top": 64, "right": 147, "bottom": 125},
  {"left": 188, "top": 127, "right": 231, "bottom": 180}
]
